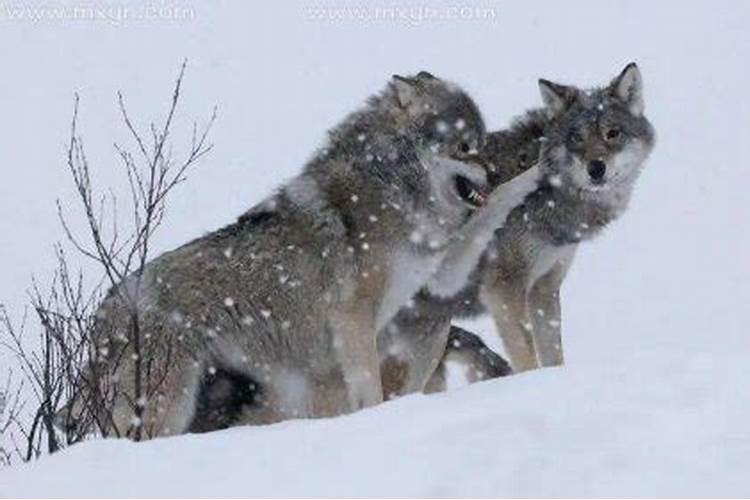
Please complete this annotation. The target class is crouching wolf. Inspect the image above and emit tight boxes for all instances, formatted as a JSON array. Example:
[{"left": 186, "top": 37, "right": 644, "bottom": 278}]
[
  {"left": 60, "top": 72, "right": 541, "bottom": 438},
  {"left": 380, "top": 63, "right": 655, "bottom": 396}
]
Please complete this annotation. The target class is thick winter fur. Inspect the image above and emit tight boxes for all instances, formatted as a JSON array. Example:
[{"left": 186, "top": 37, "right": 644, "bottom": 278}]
[
  {"left": 378, "top": 109, "right": 546, "bottom": 397},
  {"left": 477, "top": 63, "right": 655, "bottom": 371},
  {"left": 61, "top": 72, "right": 541, "bottom": 438},
  {"left": 380, "top": 63, "right": 655, "bottom": 396}
]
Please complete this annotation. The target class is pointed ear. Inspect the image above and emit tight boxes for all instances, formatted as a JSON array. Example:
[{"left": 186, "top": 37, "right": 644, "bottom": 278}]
[
  {"left": 392, "top": 74, "right": 420, "bottom": 108},
  {"left": 415, "top": 71, "right": 436, "bottom": 80},
  {"left": 611, "top": 62, "right": 644, "bottom": 116},
  {"left": 538, "top": 79, "right": 575, "bottom": 119}
]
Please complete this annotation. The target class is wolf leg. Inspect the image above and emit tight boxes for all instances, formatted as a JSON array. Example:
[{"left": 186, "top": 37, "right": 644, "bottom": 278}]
[
  {"left": 379, "top": 308, "right": 452, "bottom": 399},
  {"left": 427, "top": 164, "right": 541, "bottom": 299},
  {"left": 330, "top": 301, "right": 383, "bottom": 412},
  {"left": 423, "top": 361, "right": 447, "bottom": 393},
  {"left": 481, "top": 280, "right": 538, "bottom": 372},
  {"left": 528, "top": 252, "right": 575, "bottom": 367},
  {"left": 528, "top": 275, "right": 563, "bottom": 367},
  {"left": 108, "top": 358, "right": 202, "bottom": 439}
]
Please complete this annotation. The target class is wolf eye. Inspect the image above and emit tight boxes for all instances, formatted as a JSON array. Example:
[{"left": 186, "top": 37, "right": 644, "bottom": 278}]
[
  {"left": 569, "top": 131, "right": 584, "bottom": 144},
  {"left": 606, "top": 128, "right": 621, "bottom": 140}
]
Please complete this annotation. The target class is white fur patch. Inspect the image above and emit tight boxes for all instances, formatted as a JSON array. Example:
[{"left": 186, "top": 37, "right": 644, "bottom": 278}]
[
  {"left": 376, "top": 248, "right": 443, "bottom": 331},
  {"left": 528, "top": 244, "right": 576, "bottom": 289},
  {"left": 275, "top": 369, "right": 310, "bottom": 418},
  {"left": 428, "top": 165, "right": 542, "bottom": 298}
]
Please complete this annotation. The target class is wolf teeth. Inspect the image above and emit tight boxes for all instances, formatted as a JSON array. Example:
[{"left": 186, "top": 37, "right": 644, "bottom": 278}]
[{"left": 468, "top": 190, "right": 485, "bottom": 205}]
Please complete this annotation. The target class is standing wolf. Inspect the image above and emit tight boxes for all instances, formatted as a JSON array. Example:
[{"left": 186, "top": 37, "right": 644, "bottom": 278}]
[
  {"left": 480, "top": 62, "right": 655, "bottom": 371},
  {"left": 62, "top": 72, "right": 541, "bottom": 438},
  {"left": 381, "top": 63, "right": 655, "bottom": 396}
]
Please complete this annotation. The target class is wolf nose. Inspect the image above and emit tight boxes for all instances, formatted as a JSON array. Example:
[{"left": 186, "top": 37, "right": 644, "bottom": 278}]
[{"left": 587, "top": 160, "right": 607, "bottom": 182}]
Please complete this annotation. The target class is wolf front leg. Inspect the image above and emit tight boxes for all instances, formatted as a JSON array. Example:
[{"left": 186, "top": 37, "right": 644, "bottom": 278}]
[
  {"left": 480, "top": 278, "right": 539, "bottom": 373},
  {"left": 379, "top": 309, "right": 453, "bottom": 399},
  {"left": 528, "top": 250, "right": 575, "bottom": 367},
  {"left": 427, "top": 164, "right": 541, "bottom": 299},
  {"left": 329, "top": 300, "right": 384, "bottom": 412}
]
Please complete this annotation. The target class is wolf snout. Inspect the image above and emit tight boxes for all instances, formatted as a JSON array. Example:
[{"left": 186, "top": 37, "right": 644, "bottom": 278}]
[{"left": 587, "top": 159, "right": 607, "bottom": 183}]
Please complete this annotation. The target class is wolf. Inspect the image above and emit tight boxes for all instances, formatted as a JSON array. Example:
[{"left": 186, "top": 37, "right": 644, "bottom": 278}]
[
  {"left": 380, "top": 63, "right": 655, "bottom": 396},
  {"left": 476, "top": 62, "right": 656, "bottom": 371},
  {"left": 60, "top": 71, "right": 541, "bottom": 438}
]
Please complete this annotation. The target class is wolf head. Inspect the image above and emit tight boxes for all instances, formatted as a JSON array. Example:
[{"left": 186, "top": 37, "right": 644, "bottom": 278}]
[
  {"left": 306, "top": 72, "right": 492, "bottom": 245},
  {"left": 389, "top": 72, "right": 490, "bottom": 213},
  {"left": 538, "top": 63, "right": 655, "bottom": 199}
]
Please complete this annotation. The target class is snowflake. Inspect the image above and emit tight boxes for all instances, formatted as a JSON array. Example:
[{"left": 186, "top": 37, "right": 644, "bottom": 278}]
[{"left": 548, "top": 174, "right": 562, "bottom": 188}]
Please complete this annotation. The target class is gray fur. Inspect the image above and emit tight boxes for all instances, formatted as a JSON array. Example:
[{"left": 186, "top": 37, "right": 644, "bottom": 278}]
[
  {"left": 380, "top": 64, "right": 655, "bottom": 395},
  {"left": 478, "top": 63, "right": 655, "bottom": 371},
  {"left": 377, "top": 109, "right": 548, "bottom": 396},
  {"left": 64, "top": 72, "right": 542, "bottom": 438}
]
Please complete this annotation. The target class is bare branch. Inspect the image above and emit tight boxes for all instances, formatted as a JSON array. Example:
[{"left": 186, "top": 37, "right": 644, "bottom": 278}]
[{"left": 2, "top": 60, "right": 215, "bottom": 456}]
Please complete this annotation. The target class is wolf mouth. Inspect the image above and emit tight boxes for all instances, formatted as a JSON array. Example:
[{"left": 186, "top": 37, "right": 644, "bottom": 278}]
[{"left": 453, "top": 175, "right": 487, "bottom": 208}]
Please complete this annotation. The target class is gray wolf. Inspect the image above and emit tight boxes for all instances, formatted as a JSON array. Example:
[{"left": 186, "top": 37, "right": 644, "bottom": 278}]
[
  {"left": 60, "top": 71, "right": 541, "bottom": 438},
  {"left": 479, "top": 62, "right": 655, "bottom": 371},
  {"left": 380, "top": 63, "right": 655, "bottom": 396}
]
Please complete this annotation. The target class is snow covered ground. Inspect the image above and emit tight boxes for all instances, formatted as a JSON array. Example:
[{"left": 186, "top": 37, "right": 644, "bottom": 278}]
[
  {"left": 1, "top": 0, "right": 749, "bottom": 497},
  {"left": 2, "top": 359, "right": 748, "bottom": 498}
]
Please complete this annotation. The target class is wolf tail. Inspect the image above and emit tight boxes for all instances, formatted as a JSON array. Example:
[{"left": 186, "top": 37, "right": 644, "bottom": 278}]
[{"left": 425, "top": 325, "right": 512, "bottom": 393}]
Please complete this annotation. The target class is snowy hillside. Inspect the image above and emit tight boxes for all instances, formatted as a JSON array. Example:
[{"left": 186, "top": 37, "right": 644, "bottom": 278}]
[
  {"left": 2, "top": 357, "right": 748, "bottom": 498},
  {"left": 1, "top": 0, "right": 750, "bottom": 497}
]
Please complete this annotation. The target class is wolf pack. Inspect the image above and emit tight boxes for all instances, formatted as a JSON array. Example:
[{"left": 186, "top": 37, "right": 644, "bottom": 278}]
[{"left": 60, "top": 63, "right": 655, "bottom": 438}]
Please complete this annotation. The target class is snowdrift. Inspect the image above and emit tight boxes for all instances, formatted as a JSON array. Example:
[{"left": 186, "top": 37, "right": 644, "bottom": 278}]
[{"left": 2, "top": 353, "right": 747, "bottom": 498}]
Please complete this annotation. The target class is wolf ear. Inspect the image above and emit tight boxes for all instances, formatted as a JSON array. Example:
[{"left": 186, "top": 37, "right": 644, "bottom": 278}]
[
  {"left": 392, "top": 74, "right": 421, "bottom": 108},
  {"left": 538, "top": 79, "right": 575, "bottom": 119},
  {"left": 415, "top": 71, "right": 436, "bottom": 80},
  {"left": 611, "top": 62, "right": 644, "bottom": 116}
]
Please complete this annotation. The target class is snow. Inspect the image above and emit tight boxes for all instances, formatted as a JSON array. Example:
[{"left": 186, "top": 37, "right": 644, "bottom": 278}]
[
  {"left": 1, "top": 0, "right": 750, "bottom": 497},
  {"left": 1, "top": 360, "right": 748, "bottom": 497}
]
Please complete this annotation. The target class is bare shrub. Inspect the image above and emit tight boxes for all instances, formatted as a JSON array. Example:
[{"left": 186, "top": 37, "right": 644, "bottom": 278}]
[{"left": 0, "top": 60, "right": 216, "bottom": 458}]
